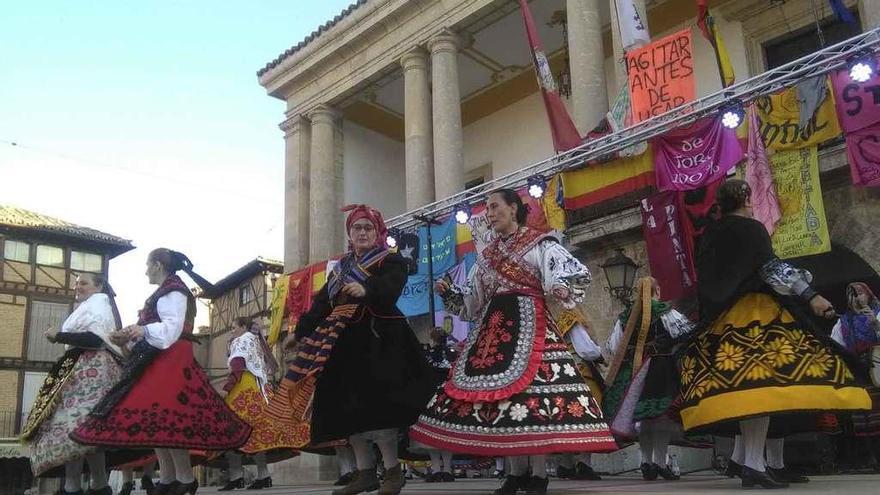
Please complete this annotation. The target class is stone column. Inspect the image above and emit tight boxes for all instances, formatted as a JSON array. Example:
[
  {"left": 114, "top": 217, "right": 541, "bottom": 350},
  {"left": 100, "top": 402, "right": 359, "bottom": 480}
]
[
  {"left": 308, "top": 104, "right": 342, "bottom": 262},
  {"left": 610, "top": 0, "right": 650, "bottom": 92},
  {"left": 428, "top": 29, "right": 465, "bottom": 200},
  {"left": 401, "top": 48, "right": 436, "bottom": 210},
  {"left": 281, "top": 115, "right": 311, "bottom": 271},
  {"left": 567, "top": 0, "right": 609, "bottom": 134},
  {"left": 861, "top": 0, "right": 880, "bottom": 30}
]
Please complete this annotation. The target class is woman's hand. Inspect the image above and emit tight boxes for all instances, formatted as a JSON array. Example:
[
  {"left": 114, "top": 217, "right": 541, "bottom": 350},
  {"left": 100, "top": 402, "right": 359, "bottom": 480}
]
[
  {"left": 281, "top": 332, "right": 297, "bottom": 351},
  {"left": 435, "top": 279, "right": 451, "bottom": 295},
  {"left": 109, "top": 330, "right": 130, "bottom": 346},
  {"left": 44, "top": 326, "right": 58, "bottom": 343},
  {"left": 342, "top": 282, "right": 366, "bottom": 298},
  {"left": 809, "top": 295, "right": 836, "bottom": 319},
  {"left": 551, "top": 285, "right": 571, "bottom": 301}
]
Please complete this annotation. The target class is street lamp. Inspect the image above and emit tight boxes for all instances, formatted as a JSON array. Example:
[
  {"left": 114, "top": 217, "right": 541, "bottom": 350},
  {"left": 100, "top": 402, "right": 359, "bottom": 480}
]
[{"left": 600, "top": 248, "right": 640, "bottom": 304}]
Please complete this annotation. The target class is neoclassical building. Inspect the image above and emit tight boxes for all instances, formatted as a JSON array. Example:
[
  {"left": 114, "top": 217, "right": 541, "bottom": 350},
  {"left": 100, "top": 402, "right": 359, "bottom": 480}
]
[{"left": 259, "top": 0, "right": 880, "bottom": 478}]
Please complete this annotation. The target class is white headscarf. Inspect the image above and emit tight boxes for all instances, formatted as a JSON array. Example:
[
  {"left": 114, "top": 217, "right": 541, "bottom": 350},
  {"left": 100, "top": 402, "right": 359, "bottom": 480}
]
[
  {"left": 61, "top": 293, "right": 123, "bottom": 357},
  {"left": 228, "top": 332, "right": 273, "bottom": 402}
]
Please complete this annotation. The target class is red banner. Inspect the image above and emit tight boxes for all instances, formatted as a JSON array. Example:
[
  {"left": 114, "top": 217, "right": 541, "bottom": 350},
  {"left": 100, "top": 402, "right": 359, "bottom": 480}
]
[{"left": 640, "top": 191, "right": 696, "bottom": 301}]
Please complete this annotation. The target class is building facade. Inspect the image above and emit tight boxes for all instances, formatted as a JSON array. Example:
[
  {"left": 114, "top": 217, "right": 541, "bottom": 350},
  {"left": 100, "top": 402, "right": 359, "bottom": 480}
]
[
  {"left": 259, "top": 0, "right": 880, "bottom": 476},
  {"left": 0, "top": 205, "right": 133, "bottom": 493}
]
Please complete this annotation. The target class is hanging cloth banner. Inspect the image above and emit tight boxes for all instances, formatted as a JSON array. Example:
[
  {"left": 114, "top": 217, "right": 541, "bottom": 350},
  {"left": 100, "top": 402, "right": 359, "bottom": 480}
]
[
  {"left": 745, "top": 106, "right": 782, "bottom": 235},
  {"left": 640, "top": 191, "right": 697, "bottom": 302},
  {"left": 542, "top": 175, "right": 566, "bottom": 231},
  {"left": 845, "top": 122, "right": 880, "bottom": 187},
  {"left": 696, "top": 0, "right": 736, "bottom": 87},
  {"left": 517, "top": 0, "right": 582, "bottom": 152},
  {"left": 627, "top": 28, "right": 696, "bottom": 124},
  {"left": 615, "top": 0, "right": 650, "bottom": 50},
  {"left": 769, "top": 147, "right": 832, "bottom": 259},
  {"left": 755, "top": 80, "right": 842, "bottom": 151},
  {"left": 267, "top": 274, "right": 290, "bottom": 346},
  {"left": 414, "top": 216, "right": 456, "bottom": 276},
  {"left": 653, "top": 116, "right": 743, "bottom": 191},
  {"left": 562, "top": 147, "right": 655, "bottom": 210},
  {"left": 831, "top": 54, "right": 880, "bottom": 133},
  {"left": 606, "top": 83, "right": 649, "bottom": 157}
]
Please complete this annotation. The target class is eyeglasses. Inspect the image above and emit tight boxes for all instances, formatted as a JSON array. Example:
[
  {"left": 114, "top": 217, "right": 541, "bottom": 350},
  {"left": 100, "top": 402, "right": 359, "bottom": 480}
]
[{"left": 350, "top": 224, "right": 376, "bottom": 233}]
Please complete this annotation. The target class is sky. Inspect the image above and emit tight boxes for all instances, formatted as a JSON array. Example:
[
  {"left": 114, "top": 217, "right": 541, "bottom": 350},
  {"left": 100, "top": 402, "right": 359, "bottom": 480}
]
[{"left": 0, "top": 1, "right": 356, "bottom": 325}]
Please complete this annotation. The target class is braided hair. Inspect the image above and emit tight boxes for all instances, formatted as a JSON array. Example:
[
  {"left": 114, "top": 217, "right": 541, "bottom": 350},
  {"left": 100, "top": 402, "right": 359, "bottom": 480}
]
[{"left": 148, "top": 248, "right": 213, "bottom": 290}]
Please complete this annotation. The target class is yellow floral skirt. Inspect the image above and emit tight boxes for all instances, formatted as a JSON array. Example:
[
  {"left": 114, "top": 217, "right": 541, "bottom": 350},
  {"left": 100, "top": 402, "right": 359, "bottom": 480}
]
[
  {"left": 679, "top": 293, "right": 871, "bottom": 434},
  {"left": 225, "top": 372, "right": 303, "bottom": 456}
]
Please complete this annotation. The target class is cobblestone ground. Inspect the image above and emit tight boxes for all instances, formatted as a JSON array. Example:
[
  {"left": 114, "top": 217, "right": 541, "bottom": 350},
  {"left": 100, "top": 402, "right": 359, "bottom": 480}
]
[{"left": 181, "top": 473, "right": 880, "bottom": 494}]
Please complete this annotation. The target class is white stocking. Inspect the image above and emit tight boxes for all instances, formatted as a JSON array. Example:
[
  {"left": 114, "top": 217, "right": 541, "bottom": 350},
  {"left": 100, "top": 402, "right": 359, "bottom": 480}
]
[
  {"left": 374, "top": 434, "right": 399, "bottom": 469},
  {"left": 530, "top": 455, "right": 547, "bottom": 479},
  {"left": 639, "top": 430, "right": 654, "bottom": 465},
  {"left": 740, "top": 417, "right": 770, "bottom": 472},
  {"left": 154, "top": 449, "right": 176, "bottom": 484},
  {"left": 558, "top": 453, "right": 575, "bottom": 469},
  {"left": 226, "top": 451, "right": 244, "bottom": 481},
  {"left": 496, "top": 457, "right": 505, "bottom": 471},
  {"left": 766, "top": 438, "right": 785, "bottom": 469},
  {"left": 732, "top": 434, "right": 745, "bottom": 465},
  {"left": 577, "top": 453, "right": 592, "bottom": 466},
  {"left": 143, "top": 461, "right": 156, "bottom": 478},
  {"left": 121, "top": 468, "right": 134, "bottom": 484},
  {"left": 349, "top": 434, "right": 376, "bottom": 470},
  {"left": 440, "top": 451, "right": 453, "bottom": 473},
  {"left": 335, "top": 446, "right": 355, "bottom": 475},
  {"left": 428, "top": 450, "right": 442, "bottom": 473},
  {"left": 169, "top": 449, "right": 194, "bottom": 484},
  {"left": 65, "top": 459, "right": 84, "bottom": 492},
  {"left": 652, "top": 430, "right": 672, "bottom": 466},
  {"left": 86, "top": 452, "right": 108, "bottom": 489},
  {"left": 253, "top": 452, "right": 269, "bottom": 480},
  {"left": 508, "top": 456, "right": 529, "bottom": 476}
]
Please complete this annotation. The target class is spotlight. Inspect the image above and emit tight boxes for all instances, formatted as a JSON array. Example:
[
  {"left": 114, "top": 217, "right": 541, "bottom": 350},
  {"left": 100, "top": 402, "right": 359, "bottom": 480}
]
[
  {"left": 454, "top": 203, "right": 472, "bottom": 224},
  {"left": 527, "top": 176, "right": 547, "bottom": 199},
  {"left": 386, "top": 228, "right": 400, "bottom": 248},
  {"left": 720, "top": 100, "right": 744, "bottom": 129},
  {"left": 849, "top": 57, "right": 876, "bottom": 83}
]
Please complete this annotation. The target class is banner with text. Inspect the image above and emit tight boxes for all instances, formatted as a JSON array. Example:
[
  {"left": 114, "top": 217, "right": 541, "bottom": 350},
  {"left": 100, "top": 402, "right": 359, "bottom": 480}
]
[
  {"left": 845, "top": 121, "right": 880, "bottom": 187},
  {"left": 653, "top": 116, "right": 743, "bottom": 191},
  {"left": 640, "top": 191, "right": 696, "bottom": 301},
  {"left": 769, "top": 147, "right": 831, "bottom": 259},
  {"left": 755, "top": 81, "right": 841, "bottom": 151},
  {"left": 831, "top": 53, "right": 880, "bottom": 133},
  {"left": 627, "top": 28, "right": 695, "bottom": 124}
]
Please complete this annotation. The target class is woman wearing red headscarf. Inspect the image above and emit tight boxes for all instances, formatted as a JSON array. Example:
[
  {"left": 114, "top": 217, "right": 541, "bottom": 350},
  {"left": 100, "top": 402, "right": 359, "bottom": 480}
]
[{"left": 277, "top": 205, "right": 435, "bottom": 495}]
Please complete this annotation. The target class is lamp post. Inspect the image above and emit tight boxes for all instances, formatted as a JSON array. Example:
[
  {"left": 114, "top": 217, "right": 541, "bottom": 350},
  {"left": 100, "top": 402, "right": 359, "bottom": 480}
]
[{"left": 600, "top": 248, "right": 640, "bottom": 305}]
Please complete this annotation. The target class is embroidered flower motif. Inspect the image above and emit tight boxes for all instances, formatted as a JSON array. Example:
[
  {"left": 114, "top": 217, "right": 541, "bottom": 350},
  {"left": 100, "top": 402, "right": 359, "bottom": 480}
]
[
  {"left": 746, "top": 325, "right": 763, "bottom": 339},
  {"left": 680, "top": 356, "right": 696, "bottom": 385},
  {"left": 745, "top": 362, "right": 774, "bottom": 381},
  {"left": 562, "top": 363, "right": 577, "bottom": 377},
  {"left": 715, "top": 342, "right": 746, "bottom": 371},
  {"left": 764, "top": 338, "right": 796, "bottom": 368},
  {"left": 468, "top": 310, "right": 514, "bottom": 369},
  {"left": 509, "top": 403, "right": 529, "bottom": 422},
  {"left": 576, "top": 395, "right": 591, "bottom": 408},
  {"left": 455, "top": 402, "right": 473, "bottom": 417},
  {"left": 566, "top": 401, "right": 585, "bottom": 417},
  {"left": 805, "top": 349, "right": 834, "bottom": 378},
  {"left": 525, "top": 397, "right": 540, "bottom": 409}
]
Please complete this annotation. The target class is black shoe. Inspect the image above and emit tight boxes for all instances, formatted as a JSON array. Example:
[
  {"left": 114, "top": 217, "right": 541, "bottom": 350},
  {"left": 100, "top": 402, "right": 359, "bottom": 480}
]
[
  {"left": 87, "top": 487, "right": 112, "bottom": 495},
  {"left": 424, "top": 472, "right": 438, "bottom": 483},
  {"left": 167, "top": 480, "right": 198, "bottom": 495},
  {"left": 153, "top": 483, "right": 177, "bottom": 495},
  {"left": 656, "top": 464, "right": 680, "bottom": 481},
  {"left": 726, "top": 460, "right": 743, "bottom": 478},
  {"left": 492, "top": 469, "right": 506, "bottom": 479},
  {"left": 523, "top": 476, "right": 549, "bottom": 495},
  {"left": 574, "top": 462, "right": 602, "bottom": 481},
  {"left": 334, "top": 472, "right": 355, "bottom": 486},
  {"left": 556, "top": 464, "right": 576, "bottom": 479},
  {"left": 741, "top": 466, "right": 789, "bottom": 489},
  {"left": 641, "top": 462, "right": 658, "bottom": 481},
  {"left": 142, "top": 477, "right": 156, "bottom": 495},
  {"left": 61, "top": 491, "right": 84, "bottom": 495},
  {"left": 767, "top": 467, "right": 808, "bottom": 483},
  {"left": 246, "top": 478, "right": 271, "bottom": 490},
  {"left": 218, "top": 478, "right": 244, "bottom": 491},
  {"left": 119, "top": 482, "right": 134, "bottom": 495},
  {"left": 493, "top": 474, "right": 529, "bottom": 495},
  {"left": 439, "top": 472, "right": 455, "bottom": 482}
]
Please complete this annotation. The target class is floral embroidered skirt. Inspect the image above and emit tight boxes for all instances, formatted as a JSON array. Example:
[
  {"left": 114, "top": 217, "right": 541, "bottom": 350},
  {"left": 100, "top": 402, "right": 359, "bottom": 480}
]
[
  {"left": 225, "top": 371, "right": 301, "bottom": 458},
  {"left": 678, "top": 292, "right": 872, "bottom": 434},
  {"left": 410, "top": 293, "right": 617, "bottom": 456},
  {"left": 26, "top": 350, "right": 122, "bottom": 477},
  {"left": 71, "top": 340, "right": 251, "bottom": 450}
]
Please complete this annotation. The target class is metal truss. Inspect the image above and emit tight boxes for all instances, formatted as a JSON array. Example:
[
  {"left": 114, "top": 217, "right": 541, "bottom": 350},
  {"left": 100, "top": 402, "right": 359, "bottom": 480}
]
[{"left": 386, "top": 27, "right": 880, "bottom": 231}]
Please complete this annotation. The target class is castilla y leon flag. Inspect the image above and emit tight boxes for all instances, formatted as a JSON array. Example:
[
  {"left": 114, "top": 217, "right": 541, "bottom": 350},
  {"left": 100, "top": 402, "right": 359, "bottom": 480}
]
[{"left": 517, "top": 0, "right": 581, "bottom": 152}]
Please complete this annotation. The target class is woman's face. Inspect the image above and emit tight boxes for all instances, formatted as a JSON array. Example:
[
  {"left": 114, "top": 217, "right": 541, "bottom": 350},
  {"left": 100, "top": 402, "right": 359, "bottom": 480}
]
[
  {"left": 852, "top": 285, "right": 872, "bottom": 309},
  {"left": 232, "top": 321, "right": 247, "bottom": 337},
  {"left": 349, "top": 218, "right": 378, "bottom": 253},
  {"left": 145, "top": 257, "right": 165, "bottom": 285},
  {"left": 485, "top": 192, "right": 518, "bottom": 234},
  {"left": 74, "top": 274, "right": 101, "bottom": 303}
]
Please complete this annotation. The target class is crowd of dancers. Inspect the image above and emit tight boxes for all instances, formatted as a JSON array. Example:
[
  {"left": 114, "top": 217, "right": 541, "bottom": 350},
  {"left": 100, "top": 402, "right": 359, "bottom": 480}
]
[{"left": 21, "top": 180, "right": 880, "bottom": 495}]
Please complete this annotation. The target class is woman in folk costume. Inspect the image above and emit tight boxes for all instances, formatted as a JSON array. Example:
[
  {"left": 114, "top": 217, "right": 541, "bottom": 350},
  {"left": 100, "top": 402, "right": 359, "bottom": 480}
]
[
  {"left": 602, "top": 277, "right": 694, "bottom": 482},
  {"left": 410, "top": 189, "right": 616, "bottom": 495},
  {"left": 552, "top": 308, "right": 605, "bottom": 481},
  {"left": 831, "top": 282, "right": 880, "bottom": 459},
  {"left": 71, "top": 249, "right": 251, "bottom": 495},
  {"left": 677, "top": 180, "right": 871, "bottom": 489},
  {"left": 276, "top": 204, "right": 435, "bottom": 495},
  {"left": 219, "top": 317, "right": 298, "bottom": 491},
  {"left": 21, "top": 273, "right": 125, "bottom": 495}
]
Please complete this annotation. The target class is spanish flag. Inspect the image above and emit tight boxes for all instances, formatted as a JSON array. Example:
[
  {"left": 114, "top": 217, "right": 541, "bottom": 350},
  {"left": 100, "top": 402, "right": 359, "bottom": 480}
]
[
  {"left": 561, "top": 147, "right": 655, "bottom": 210},
  {"left": 697, "top": 0, "right": 735, "bottom": 88}
]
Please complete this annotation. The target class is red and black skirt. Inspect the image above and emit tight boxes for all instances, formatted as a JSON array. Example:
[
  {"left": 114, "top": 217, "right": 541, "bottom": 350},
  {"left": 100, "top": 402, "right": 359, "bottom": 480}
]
[
  {"left": 410, "top": 293, "right": 617, "bottom": 456},
  {"left": 71, "top": 339, "right": 251, "bottom": 450}
]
